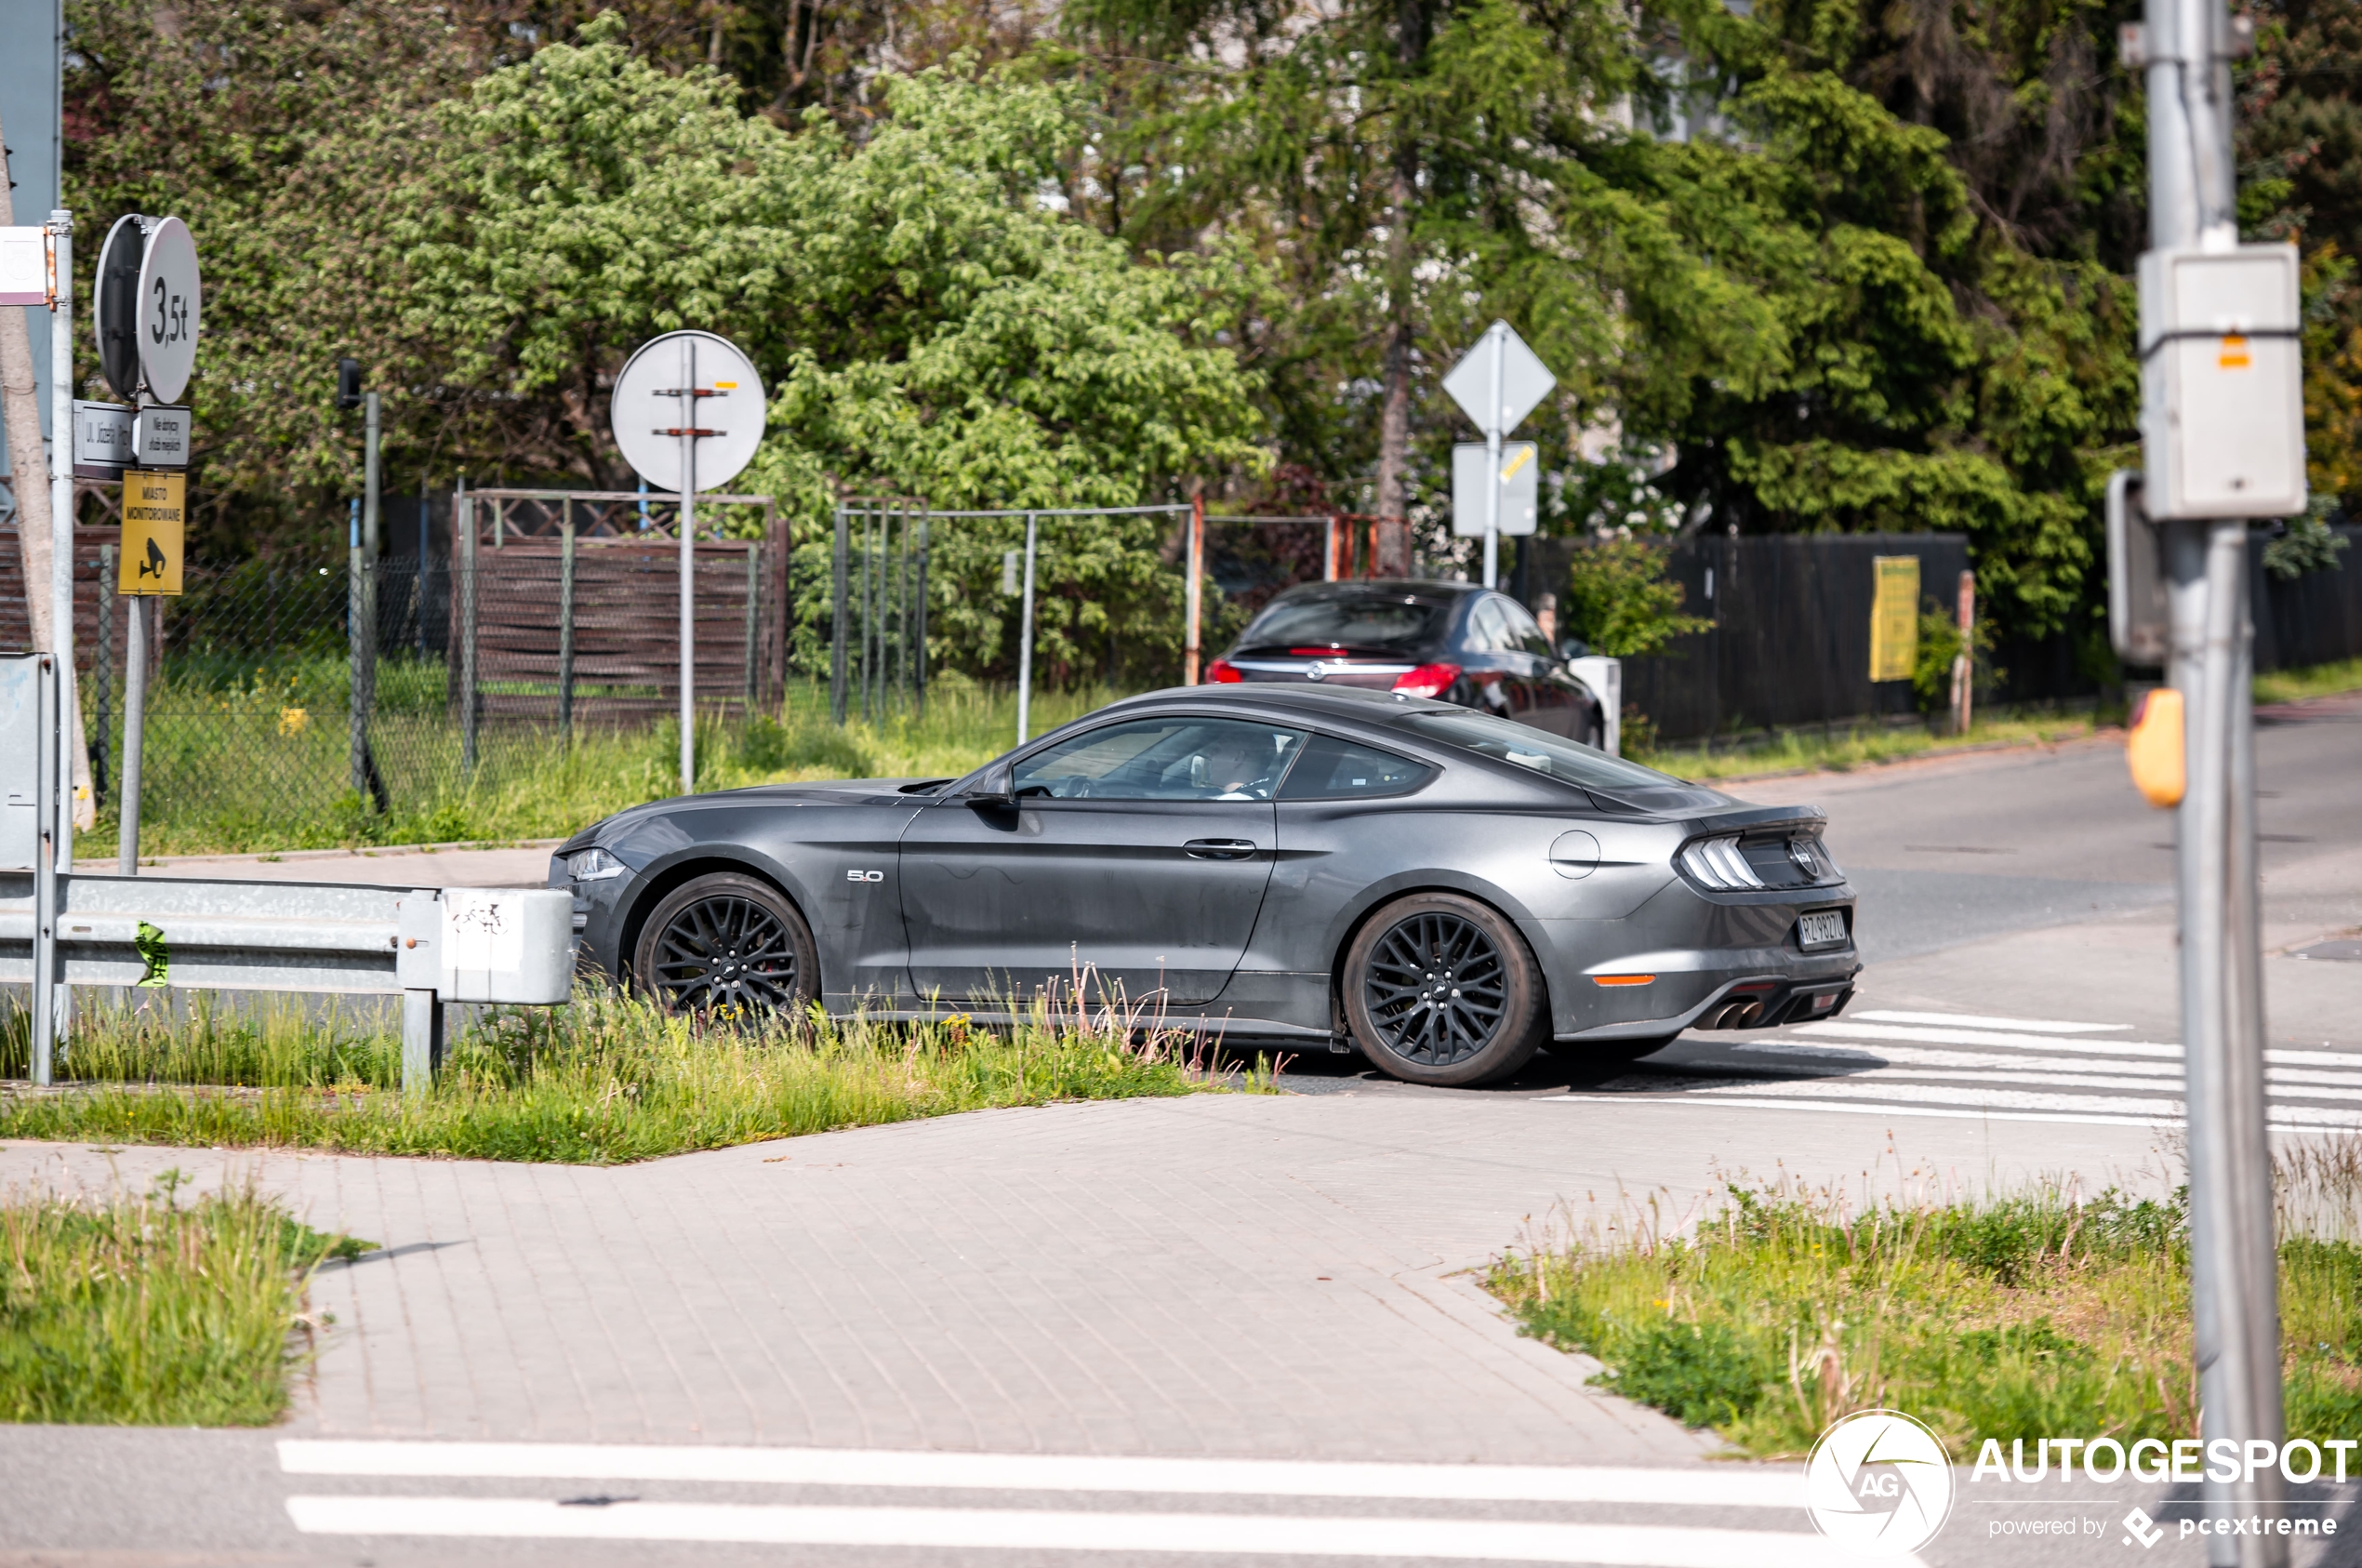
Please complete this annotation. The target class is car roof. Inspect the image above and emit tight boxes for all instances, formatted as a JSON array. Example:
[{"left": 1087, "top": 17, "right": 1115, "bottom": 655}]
[
  {"left": 1259, "top": 578, "right": 1482, "bottom": 606},
  {"left": 1102, "top": 684, "right": 1458, "bottom": 724}
]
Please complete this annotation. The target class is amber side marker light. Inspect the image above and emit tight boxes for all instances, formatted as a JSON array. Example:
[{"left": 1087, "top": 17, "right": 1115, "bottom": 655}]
[{"left": 1593, "top": 975, "right": 1656, "bottom": 987}]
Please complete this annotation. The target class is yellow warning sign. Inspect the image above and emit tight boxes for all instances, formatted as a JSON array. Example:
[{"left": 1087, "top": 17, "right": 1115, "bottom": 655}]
[
  {"left": 120, "top": 470, "right": 185, "bottom": 596},
  {"left": 1868, "top": 554, "right": 1920, "bottom": 683}
]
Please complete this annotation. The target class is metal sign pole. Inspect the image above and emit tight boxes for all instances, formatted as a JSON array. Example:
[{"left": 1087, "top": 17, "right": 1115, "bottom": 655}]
[
  {"left": 31, "top": 653, "right": 58, "bottom": 1086},
  {"left": 831, "top": 503, "right": 849, "bottom": 725},
  {"left": 1184, "top": 494, "right": 1203, "bottom": 684},
  {"left": 678, "top": 336, "right": 697, "bottom": 796},
  {"left": 1484, "top": 323, "right": 1504, "bottom": 590},
  {"left": 116, "top": 595, "right": 145, "bottom": 873},
  {"left": 1015, "top": 512, "right": 1037, "bottom": 746},
  {"left": 46, "top": 211, "right": 73, "bottom": 872},
  {"left": 2143, "top": 0, "right": 2285, "bottom": 1553}
]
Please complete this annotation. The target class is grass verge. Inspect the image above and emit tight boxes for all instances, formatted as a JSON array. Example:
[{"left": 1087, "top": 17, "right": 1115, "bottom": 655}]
[
  {"left": 0, "top": 988, "right": 1259, "bottom": 1163},
  {"left": 2255, "top": 655, "right": 2362, "bottom": 707},
  {"left": 1641, "top": 711, "right": 2111, "bottom": 783},
  {"left": 1487, "top": 1159, "right": 2362, "bottom": 1456},
  {"left": 2, "top": 1175, "right": 369, "bottom": 1425}
]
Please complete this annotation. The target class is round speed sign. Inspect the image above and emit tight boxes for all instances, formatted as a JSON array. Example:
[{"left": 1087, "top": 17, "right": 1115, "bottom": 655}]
[{"left": 134, "top": 217, "right": 201, "bottom": 404}]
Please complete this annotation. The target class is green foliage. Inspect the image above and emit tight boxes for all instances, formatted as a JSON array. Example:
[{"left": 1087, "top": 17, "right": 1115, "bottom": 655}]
[
  {"left": 1559, "top": 541, "right": 1713, "bottom": 658},
  {"left": 1491, "top": 1178, "right": 2362, "bottom": 1455},
  {"left": 1909, "top": 605, "right": 2000, "bottom": 713},
  {"left": 0, "top": 987, "right": 1239, "bottom": 1164},
  {"left": 0, "top": 1180, "right": 363, "bottom": 1425},
  {"left": 2263, "top": 499, "right": 2355, "bottom": 580}
]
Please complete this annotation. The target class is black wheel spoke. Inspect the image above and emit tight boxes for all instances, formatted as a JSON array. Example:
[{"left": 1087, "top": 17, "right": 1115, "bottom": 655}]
[
  {"left": 1362, "top": 908, "right": 1508, "bottom": 1067},
  {"left": 650, "top": 890, "right": 805, "bottom": 1019}
]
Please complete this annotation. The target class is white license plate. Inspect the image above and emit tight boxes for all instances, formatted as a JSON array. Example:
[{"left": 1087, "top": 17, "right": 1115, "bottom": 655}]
[{"left": 1797, "top": 910, "right": 1849, "bottom": 950}]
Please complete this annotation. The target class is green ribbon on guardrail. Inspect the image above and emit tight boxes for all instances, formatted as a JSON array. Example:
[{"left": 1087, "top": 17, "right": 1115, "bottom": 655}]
[{"left": 134, "top": 922, "right": 169, "bottom": 989}]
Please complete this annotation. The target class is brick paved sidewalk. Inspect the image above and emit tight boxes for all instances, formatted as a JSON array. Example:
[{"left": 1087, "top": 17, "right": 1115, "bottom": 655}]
[{"left": 0, "top": 1094, "right": 2170, "bottom": 1465}]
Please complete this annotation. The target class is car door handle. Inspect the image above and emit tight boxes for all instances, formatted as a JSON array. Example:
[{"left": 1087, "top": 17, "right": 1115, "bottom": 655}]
[{"left": 1184, "top": 839, "right": 1258, "bottom": 860}]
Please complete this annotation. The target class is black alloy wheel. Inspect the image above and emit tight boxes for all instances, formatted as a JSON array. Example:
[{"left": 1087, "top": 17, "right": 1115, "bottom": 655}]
[
  {"left": 1343, "top": 892, "right": 1546, "bottom": 1086},
  {"left": 631, "top": 872, "right": 817, "bottom": 1017}
]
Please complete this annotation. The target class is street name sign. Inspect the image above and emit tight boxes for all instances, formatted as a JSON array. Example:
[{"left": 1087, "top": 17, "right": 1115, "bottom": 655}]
[{"left": 72, "top": 399, "right": 133, "bottom": 479}]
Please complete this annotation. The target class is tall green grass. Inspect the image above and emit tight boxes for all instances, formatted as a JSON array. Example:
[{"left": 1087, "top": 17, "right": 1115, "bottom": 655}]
[
  {"left": 1488, "top": 1159, "right": 2362, "bottom": 1455},
  {"left": 0, "top": 986, "right": 1254, "bottom": 1163},
  {"left": 78, "top": 669, "right": 1135, "bottom": 858},
  {"left": 0, "top": 1176, "right": 368, "bottom": 1425}
]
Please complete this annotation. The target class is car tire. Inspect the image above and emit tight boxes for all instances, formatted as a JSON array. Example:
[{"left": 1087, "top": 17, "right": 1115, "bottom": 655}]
[
  {"left": 1343, "top": 892, "right": 1548, "bottom": 1086},
  {"left": 631, "top": 871, "right": 818, "bottom": 1018}
]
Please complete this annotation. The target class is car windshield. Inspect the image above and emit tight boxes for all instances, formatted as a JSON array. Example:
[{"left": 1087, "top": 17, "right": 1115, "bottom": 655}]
[
  {"left": 1236, "top": 595, "right": 1448, "bottom": 653},
  {"left": 1397, "top": 711, "right": 1689, "bottom": 791}
]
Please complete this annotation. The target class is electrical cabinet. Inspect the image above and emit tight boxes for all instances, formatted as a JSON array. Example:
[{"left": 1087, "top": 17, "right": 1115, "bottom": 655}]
[{"left": 2138, "top": 245, "right": 2307, "bottom": 520}]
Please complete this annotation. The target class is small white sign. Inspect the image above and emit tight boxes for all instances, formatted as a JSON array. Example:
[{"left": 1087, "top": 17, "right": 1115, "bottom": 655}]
[
  {"left": 442, "top": 891, "right": 525, "bottom": 974},
  {"left": 134, "top": 405, "right": 192, "bottom": 468},
  {"left": 1452, "top": 441, "right": 1539, "bottom": 537},
  {"left": 72, "top": 400, "right": 133, "bottom": 477},
  {"left": 0, "top": 227, "right": 47, "bottom": 307}
]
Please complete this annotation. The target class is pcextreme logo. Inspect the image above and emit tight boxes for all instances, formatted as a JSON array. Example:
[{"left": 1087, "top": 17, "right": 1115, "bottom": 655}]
[{"left": 1805, "top": 1409, "right": 1957, "bottom": 1558}]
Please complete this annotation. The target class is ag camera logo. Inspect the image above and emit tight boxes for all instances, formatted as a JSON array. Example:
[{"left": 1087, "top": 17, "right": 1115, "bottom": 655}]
[{"left": 1805, "top": 1409, "right": 1956, "bottom": 1557}]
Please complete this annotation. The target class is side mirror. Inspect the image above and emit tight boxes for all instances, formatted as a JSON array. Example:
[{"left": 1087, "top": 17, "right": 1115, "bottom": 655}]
[
  {"left": 1559, "top": 637, "right": 1589, "bottom": 661},
  {"left": 965, "top": 759, "right": 1015, "bottom": 808}
]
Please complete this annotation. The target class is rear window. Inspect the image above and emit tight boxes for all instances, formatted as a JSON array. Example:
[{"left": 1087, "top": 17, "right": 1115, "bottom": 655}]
[
  {"left": 1278, "top": 735, "right": 1433, "bottom": 800},
  {"left": 1237, "top": 595, "right": 1448, "bottom": 654},
  {"left": 1397, "top": 711, "right": 1689, "bottom": 791}
]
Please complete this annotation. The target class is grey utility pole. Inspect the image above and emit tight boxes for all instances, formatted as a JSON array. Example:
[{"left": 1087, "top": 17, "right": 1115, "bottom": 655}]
[{"left": 2134, "top": 0, "right": 2289, "bottom": 1557}]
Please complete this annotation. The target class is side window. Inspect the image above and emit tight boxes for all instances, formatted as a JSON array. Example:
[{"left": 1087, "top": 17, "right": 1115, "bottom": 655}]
[
  {"left": 1501, "top": 601, "right": 1554, "bottom": 659},
  {"left": 1465, "top": 598, "right": 1513, "bottom": 654},
  {"left": 1013, "top": 718, "right": 1307, "bottom": 802},
  {"left": 1277, "top": 734, "right": 1434, "bottom": 801}
]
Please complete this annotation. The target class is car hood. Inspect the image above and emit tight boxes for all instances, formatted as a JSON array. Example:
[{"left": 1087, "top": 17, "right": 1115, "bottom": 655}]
[{"left": 557, "top": 777, "right": 945, "bottom": 854}]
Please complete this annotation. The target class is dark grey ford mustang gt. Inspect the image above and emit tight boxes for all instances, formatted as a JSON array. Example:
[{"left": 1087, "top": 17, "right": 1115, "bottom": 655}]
[{"left": 553, "top": 684, "right": 1859, "bottom": 1086}]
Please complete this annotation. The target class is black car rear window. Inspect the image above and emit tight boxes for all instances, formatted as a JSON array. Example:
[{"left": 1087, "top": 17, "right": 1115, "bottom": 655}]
[
  {"left": 1397, "top": 711, "right": 1689, "bottom": 791},
  {"left": 1278, "top": 734, "right": 1433, "bottom": 800},
  {"left": 1236, "top": 595, "right": 1448, "bottom": 653}
]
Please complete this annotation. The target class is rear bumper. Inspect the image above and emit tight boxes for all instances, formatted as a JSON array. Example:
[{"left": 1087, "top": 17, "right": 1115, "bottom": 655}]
[{"left": 1526, "top": 881, "right": 1861, "bottom": 1042}]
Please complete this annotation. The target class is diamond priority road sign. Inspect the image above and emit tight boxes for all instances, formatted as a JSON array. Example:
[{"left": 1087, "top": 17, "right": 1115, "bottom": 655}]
[{"left": 1441, "top": 320, "right": 1555, "bottom": 440}]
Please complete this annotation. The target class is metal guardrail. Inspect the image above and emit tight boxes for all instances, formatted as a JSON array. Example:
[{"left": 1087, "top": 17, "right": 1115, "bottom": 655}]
[
  {"left": 3, "top": 650, "right": 573, "bottom": 1093},
  {"left": 0, "top": 872, "right": 574, "bottom": 1093}
]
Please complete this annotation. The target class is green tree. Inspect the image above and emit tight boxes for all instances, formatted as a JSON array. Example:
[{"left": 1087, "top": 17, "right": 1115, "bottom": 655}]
[{"left": 1559, "top": 540, "right": 1711, "bottom": 658}]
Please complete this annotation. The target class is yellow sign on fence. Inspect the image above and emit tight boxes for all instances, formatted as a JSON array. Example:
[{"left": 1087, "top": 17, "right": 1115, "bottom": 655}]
[
  {"left": 119, "top": 470, "right": 185, "bottom": 596},
  {"left": 1869, "top": 554, "right": 1919, "bottom": 683}
]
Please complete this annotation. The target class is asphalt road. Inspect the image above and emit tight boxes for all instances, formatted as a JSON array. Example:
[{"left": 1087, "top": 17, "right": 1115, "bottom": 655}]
[{"left": 4, "top": 696, "right": 2357, "bottom": 1568}]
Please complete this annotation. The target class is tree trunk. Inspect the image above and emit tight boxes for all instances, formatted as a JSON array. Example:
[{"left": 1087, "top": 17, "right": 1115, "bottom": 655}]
[
  {"left": 0, "top": 115, "right": 96, "bottom": 831},
  {"left": 1372, "top": 0, "right": 1433, "bottom": 578}
]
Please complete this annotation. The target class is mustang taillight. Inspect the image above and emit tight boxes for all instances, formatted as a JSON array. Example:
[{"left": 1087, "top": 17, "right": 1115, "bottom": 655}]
[
  {"left": 1391, "top": 662, "right": 1461, "bottom": 698},
  {"left": 1680, "top": 835, "right": 1767, "bottom": 891},
  {"left": 1204, "top": 658, "right": 1244, "bottom": 684}
]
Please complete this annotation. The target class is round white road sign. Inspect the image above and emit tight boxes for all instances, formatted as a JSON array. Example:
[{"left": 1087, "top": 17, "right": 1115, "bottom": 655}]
[
  {"left": 134, "top": 216, "right": 201, "bottom": 404},
  {"left": 609, "top": 330, "right": 765, "bottom": 493}
]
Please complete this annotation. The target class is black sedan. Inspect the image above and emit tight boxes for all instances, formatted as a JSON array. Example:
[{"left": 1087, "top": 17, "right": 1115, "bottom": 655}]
[
  {"left": 1205, "top": 579, "right": 1607, "bottom": 746},
  {"left": 555, "top": 685, "right": 1859, "bottom": 1086}
]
